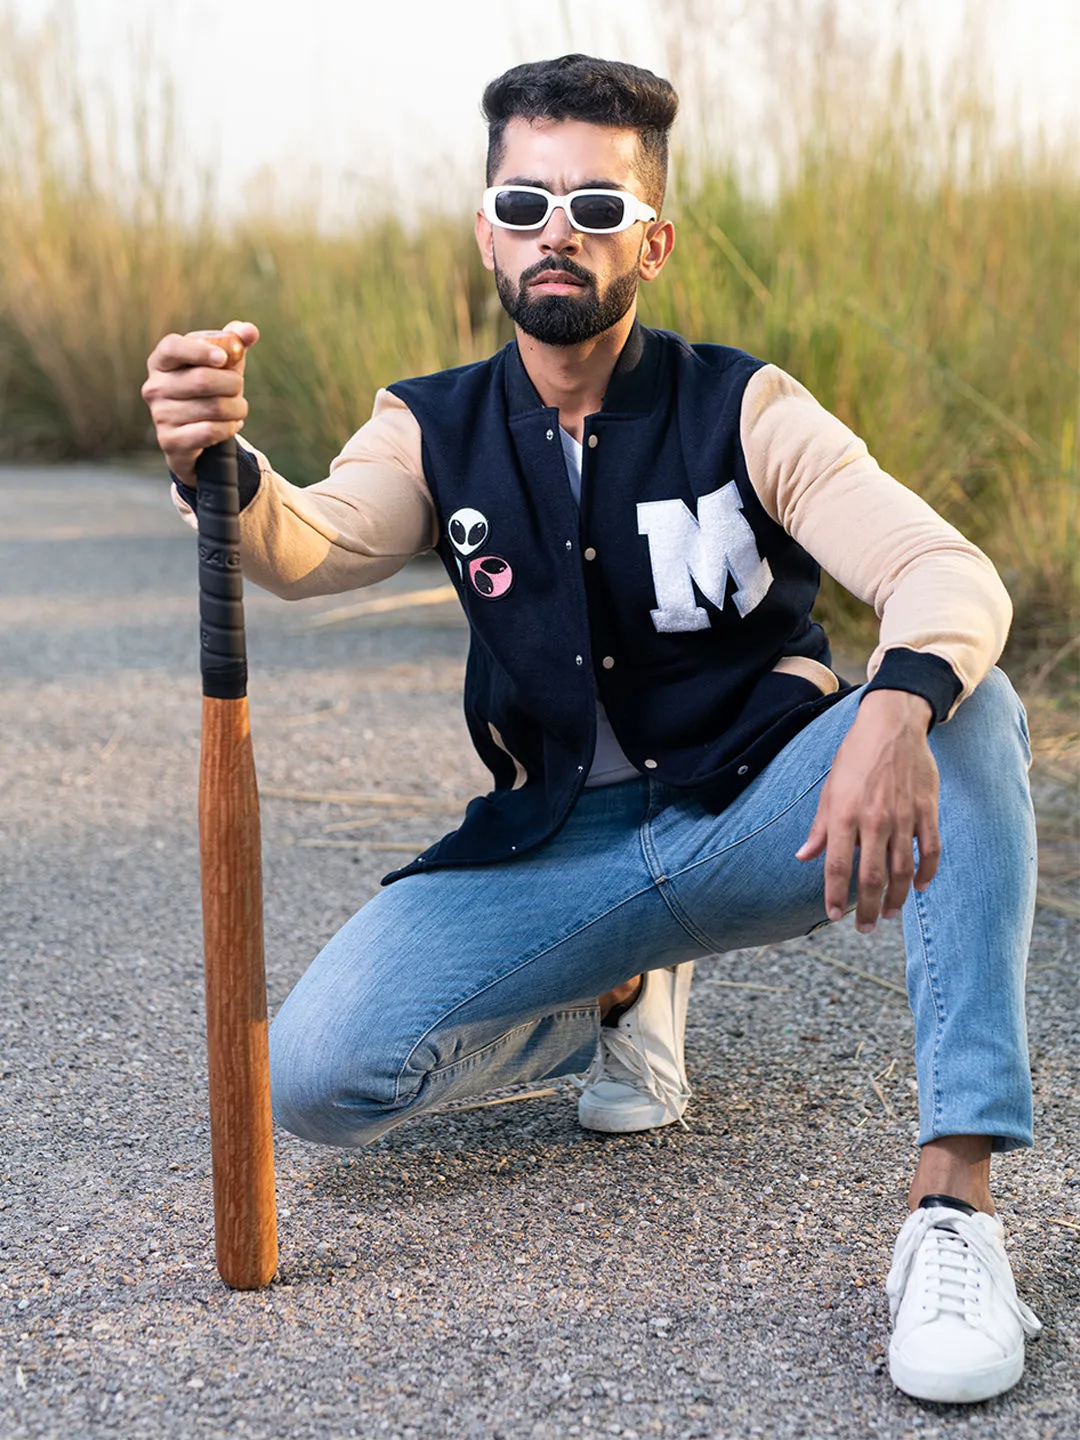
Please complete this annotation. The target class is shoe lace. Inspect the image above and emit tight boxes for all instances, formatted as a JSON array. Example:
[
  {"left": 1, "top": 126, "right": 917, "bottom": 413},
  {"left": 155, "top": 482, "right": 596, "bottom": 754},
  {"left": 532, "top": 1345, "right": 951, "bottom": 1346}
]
[
  {"left": 574, "top": 1026, "right": 691, "bottom": 1130},
  {"left": 886, "top": 1209, "right": 1042, "bottom": 1337}
]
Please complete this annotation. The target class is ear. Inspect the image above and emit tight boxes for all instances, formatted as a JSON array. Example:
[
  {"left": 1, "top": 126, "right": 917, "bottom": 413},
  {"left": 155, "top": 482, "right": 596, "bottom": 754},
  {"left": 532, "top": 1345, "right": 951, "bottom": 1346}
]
[
  {"left": 639, "top": 218, "right": 676, "bottom": 283},
  {"left": 475, "top": 211, "right": 496, "bottom": 273}
]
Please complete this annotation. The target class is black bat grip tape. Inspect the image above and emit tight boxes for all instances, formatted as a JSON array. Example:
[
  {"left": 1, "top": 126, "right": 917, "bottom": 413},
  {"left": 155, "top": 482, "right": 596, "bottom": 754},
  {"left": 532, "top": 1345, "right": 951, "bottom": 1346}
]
[{"left": 196, "top": 438, "right": 248, "bottom": 699}]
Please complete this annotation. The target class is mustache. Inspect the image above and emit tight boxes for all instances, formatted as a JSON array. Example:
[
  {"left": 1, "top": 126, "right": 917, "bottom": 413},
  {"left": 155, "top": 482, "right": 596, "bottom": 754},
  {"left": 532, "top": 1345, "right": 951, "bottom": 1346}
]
[{"left": 519, "top": 255, "right": 597, "bottom": 289}]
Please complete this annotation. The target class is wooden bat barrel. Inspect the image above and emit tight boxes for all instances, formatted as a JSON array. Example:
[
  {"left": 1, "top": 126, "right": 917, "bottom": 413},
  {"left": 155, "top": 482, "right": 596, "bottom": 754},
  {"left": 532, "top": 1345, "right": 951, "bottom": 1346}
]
[{"left": 196, "top": 428, "right": 279, "bottom": 1290}]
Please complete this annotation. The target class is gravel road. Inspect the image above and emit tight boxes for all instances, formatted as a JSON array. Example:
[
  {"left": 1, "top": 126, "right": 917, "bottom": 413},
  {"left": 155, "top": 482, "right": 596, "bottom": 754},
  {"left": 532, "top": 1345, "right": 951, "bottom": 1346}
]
[{"left": 1, "top": 464, "right": 1076, "bottom": 1440}]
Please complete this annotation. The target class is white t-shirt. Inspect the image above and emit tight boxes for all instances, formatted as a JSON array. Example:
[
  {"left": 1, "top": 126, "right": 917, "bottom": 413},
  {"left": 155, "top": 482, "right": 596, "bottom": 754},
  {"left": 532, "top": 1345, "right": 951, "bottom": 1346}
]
[{"left": 559, "top": 429, "right": 642, "bottom": 789}]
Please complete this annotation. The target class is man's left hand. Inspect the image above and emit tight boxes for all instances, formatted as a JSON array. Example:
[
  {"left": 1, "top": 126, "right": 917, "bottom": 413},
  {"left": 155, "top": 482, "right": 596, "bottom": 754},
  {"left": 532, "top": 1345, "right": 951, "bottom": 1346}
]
[{"left": 796, "top": 690, "right": 941, "bottom": 932}]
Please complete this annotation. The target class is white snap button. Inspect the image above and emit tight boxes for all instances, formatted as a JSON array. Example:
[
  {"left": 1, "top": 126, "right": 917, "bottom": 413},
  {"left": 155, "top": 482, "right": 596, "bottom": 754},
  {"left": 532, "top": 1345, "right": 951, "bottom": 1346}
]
[
  {"left": 584, "top": 547, "right": 597, "bottom": 561},
  {"left": 565, "top": 539, "right": 572, "bottom": 550},
  {"left": 737, "top": 765, "right": 749, "bottom": 775},
  {"left": 545, "top": 429, "right": 554, "bottom": 440},
  {"left": 574, "top": 654, "right": 584, "bottom": 666},
  {"left": 602, "top": 656, "right": 615, "bottom": 670},
  {"left": 644, "top": 758, "right": 658, "bottom": 770},
  {"left": 587, "top": 434, "right": 598, "bottom": 449}
]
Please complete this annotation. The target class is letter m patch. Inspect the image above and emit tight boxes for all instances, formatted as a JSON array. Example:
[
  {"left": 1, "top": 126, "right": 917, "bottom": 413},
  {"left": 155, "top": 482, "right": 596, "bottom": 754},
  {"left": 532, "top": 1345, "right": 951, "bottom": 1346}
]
[{"left": 637, "top": 482, "right": 773, "bottom": 633}]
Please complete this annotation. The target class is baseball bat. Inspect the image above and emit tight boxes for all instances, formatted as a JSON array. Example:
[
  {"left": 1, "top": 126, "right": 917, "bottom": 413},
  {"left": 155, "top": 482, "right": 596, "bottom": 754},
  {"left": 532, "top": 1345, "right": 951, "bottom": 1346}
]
[{"left": 195, "top": 350, "right": 278, "bottom": 1290}]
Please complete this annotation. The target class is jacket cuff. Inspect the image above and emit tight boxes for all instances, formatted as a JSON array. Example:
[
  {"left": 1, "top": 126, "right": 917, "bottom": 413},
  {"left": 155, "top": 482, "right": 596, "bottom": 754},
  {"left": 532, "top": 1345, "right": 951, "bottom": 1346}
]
[
  {"left": 169, "top": 444, "right": 262, "bottom": 512},
  {"left": 861, "top": 649, "right": 963, "bottom": 728}
]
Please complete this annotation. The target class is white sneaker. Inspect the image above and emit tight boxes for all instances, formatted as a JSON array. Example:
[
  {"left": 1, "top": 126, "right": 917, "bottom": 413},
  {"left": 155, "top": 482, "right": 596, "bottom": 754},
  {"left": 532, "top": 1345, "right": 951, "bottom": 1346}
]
[
  {"left": 575, "top": 962, "right": 693, "bottom": 1133},
  {"left": 887, "top": 1196, "right": 1042, "bottom": 1404}
]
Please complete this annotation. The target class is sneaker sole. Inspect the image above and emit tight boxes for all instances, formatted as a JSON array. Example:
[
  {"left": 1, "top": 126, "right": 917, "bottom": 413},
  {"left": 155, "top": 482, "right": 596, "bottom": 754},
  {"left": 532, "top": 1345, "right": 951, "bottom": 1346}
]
[
  {"left": 889, "top": 1345, "right": 1025, "bottom": 1404},
  {"left": 577, "top": 1097, "right": 686, "bottom": 1133}
]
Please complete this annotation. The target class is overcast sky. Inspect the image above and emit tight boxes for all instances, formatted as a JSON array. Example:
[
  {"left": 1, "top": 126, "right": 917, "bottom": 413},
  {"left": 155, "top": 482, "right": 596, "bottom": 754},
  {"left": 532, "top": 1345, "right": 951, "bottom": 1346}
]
[{"left": 9, "top": 0, "right": 1079, "bottom": 218}]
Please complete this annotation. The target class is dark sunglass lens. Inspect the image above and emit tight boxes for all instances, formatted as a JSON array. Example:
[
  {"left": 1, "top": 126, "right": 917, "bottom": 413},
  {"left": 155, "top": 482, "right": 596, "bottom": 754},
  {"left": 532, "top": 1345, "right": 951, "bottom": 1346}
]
[
  {"left": 570, "top": 193, "right": 626, "bottom": 230},
  {"left": 495, "top": 189, "right": 549, "bottom": 227}
]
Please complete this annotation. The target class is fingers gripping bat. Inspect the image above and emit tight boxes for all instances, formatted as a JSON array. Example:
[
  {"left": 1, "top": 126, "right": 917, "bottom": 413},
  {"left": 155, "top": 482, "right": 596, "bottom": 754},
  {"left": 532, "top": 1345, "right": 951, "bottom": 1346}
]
[{"left": 195, "top": 346, "right": 278, "bottom": 1289}]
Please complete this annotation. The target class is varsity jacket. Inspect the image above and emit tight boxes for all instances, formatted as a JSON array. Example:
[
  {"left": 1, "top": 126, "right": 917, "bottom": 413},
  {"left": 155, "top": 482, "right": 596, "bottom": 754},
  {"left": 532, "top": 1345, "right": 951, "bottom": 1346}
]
[{"left": 172, "top": 324, "right": 1011, "bottom": 884}]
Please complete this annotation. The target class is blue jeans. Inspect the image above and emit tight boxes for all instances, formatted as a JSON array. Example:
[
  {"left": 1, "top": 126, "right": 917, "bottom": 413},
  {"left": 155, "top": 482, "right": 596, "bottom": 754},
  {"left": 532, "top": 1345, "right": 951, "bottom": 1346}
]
[{"left": 270, "top": 669, "right": 1035, "bottom": 1153}]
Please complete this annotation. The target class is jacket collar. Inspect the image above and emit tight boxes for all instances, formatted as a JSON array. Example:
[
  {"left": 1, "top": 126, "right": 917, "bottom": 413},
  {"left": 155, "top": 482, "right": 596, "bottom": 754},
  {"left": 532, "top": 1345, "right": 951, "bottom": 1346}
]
[{"left": 505, "top": 321, "right": 661, "bottom": 420}]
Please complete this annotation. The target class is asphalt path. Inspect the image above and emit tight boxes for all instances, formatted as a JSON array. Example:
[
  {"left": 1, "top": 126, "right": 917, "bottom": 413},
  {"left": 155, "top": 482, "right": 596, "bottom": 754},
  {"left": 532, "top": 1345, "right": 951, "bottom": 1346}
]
[{"left": 1, "top": 464, "right": 1077, "bottom": 1439}]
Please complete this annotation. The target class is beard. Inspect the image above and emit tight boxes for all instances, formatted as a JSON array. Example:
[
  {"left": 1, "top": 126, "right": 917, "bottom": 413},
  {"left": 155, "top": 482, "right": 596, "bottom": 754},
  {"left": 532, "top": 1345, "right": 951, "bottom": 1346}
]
[{"left": 494, "top": 254, "right": 640, "bottom": 346}]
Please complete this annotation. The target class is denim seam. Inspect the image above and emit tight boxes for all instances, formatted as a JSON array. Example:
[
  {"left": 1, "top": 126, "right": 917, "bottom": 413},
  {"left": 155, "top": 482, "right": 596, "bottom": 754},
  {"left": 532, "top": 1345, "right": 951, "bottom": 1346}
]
[
  {"left": 657, "top": 762, "right": 835, "bottom": 952},
  {"left": 639, "top": 799, "right": 718, "bottom": 950},
  {"left": 655, "top": 882, "right": 717, "bottom": 952},
  {"left": 910, "top": 883, "right": 946, "bottom": 1141},
  {"left": 392, "top": 882, "right": 659, "bottom": 1101},
  {"left": 424, "top": 1005, "right": 598, "bottom": 1083},
  {"left": 670, "top": 764, "right": 833, "bottom": 882},
  {"left": 327, "top": 1007, "right": 599, "bottom": 1143}
]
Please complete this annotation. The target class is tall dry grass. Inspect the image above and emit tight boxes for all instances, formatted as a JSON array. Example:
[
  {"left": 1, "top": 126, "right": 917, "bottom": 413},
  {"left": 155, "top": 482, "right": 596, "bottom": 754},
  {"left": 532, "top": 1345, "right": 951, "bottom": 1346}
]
[
  {"left": 0, "top": 14, "right": 232, "bottom": 456},
  {"left": 0, "top": 6, "right": 1076, "bottom": 678}
]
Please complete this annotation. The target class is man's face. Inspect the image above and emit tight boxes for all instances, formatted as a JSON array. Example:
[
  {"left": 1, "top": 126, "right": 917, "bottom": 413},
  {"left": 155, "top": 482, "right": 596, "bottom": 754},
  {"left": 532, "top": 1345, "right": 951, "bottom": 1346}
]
[{"left": 476, "top": 118, "right": 665, "bottom": 347}]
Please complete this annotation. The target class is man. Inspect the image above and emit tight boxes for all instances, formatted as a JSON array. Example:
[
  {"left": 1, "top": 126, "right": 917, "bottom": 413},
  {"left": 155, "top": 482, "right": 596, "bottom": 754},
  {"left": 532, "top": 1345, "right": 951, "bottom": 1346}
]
[{"left": 143, "top": 55, "right": 1041, "bottom": 1405}]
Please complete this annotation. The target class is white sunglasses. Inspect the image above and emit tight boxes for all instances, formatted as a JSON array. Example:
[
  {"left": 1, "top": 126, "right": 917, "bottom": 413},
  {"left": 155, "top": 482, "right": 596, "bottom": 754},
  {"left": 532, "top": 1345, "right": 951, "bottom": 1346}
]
[{"left": 482, "top": 185, "right": 657, "bottom": 234}]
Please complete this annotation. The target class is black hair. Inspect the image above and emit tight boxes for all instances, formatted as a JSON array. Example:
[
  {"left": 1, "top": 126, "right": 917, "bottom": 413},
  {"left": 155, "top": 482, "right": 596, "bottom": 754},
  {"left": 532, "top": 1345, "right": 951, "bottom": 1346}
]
[{"left": 482, "top": 55, "right": 678, "bottom": 210}]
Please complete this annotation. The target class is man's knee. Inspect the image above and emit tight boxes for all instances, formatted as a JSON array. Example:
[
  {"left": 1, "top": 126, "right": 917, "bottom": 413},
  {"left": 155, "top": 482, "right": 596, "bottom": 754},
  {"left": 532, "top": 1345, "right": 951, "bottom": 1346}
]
[{"left": 268, "top": 1002, "right": 415, "bottom": 1148}]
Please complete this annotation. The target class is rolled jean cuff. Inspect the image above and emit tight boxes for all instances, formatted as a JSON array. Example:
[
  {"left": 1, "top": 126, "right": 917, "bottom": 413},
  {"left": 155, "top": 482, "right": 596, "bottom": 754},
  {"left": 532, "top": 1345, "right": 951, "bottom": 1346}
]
[{"left": 919, "top": 1128, "right": 1033, "bottom": 1156}]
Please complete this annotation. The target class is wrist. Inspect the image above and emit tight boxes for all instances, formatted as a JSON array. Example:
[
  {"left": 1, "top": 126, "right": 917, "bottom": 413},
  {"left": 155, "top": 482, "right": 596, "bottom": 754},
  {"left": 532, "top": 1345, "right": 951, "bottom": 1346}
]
[
  {"left": 858, "top": 688, "right": 934, "bottom": 731},
  {"left": 862, "top": 649, "right": 962, "bottom": 727},
  {"left": 167, "top": 456, "right": 197, "bottom": 488}
]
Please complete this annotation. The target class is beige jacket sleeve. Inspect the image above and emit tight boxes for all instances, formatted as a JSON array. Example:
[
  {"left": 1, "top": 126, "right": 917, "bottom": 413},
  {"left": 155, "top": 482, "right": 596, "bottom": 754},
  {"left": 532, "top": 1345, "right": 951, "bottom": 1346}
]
[
  {"left": 740, "top": 365, "right": 1011, "bottom": 716},
  {"left": 172, "top": 389, "right": 437, "bottom": 599}
]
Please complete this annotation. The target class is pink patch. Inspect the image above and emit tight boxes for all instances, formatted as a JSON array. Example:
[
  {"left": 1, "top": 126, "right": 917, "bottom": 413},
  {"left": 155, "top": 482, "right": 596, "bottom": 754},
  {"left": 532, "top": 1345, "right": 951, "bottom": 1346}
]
[{"left": 469, "top": 554, "right": 514, "bottom": 599}]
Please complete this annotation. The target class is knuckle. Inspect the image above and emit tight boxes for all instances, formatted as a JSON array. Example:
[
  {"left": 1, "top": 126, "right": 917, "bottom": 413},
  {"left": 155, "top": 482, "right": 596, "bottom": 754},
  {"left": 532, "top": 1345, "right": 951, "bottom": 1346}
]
[{"left": 151, "top": 334, "right": 179, "bottom": 364}]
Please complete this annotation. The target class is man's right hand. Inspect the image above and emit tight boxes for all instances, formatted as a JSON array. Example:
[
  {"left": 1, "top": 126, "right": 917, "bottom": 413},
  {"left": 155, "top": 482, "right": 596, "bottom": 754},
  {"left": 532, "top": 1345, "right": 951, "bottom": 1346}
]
[{"left": 141, "top": 320, "right": 259, "bottom": 486}]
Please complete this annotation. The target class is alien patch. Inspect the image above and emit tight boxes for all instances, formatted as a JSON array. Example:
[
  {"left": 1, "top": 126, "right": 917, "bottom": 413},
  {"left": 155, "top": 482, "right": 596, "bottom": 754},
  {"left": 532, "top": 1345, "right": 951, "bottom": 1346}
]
[
  {"left": 449, "top": 507, "right": 489, "bottom": 556},
  {"left": 448, "top": 506, "right": 514, "bottom": 600}
]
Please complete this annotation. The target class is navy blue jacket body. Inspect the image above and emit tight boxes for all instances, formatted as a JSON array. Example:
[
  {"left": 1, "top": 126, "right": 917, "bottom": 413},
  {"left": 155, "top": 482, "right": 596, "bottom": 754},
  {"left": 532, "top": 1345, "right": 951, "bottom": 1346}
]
[{"left": 382, "top": 323, "right": 857, "bottom": 883}]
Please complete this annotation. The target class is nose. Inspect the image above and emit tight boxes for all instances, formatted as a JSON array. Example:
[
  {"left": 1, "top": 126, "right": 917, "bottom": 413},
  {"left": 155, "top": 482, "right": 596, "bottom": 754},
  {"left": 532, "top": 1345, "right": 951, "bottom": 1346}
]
[{"left": 537, "top": 202, "right": 582, "bottom": 256}]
